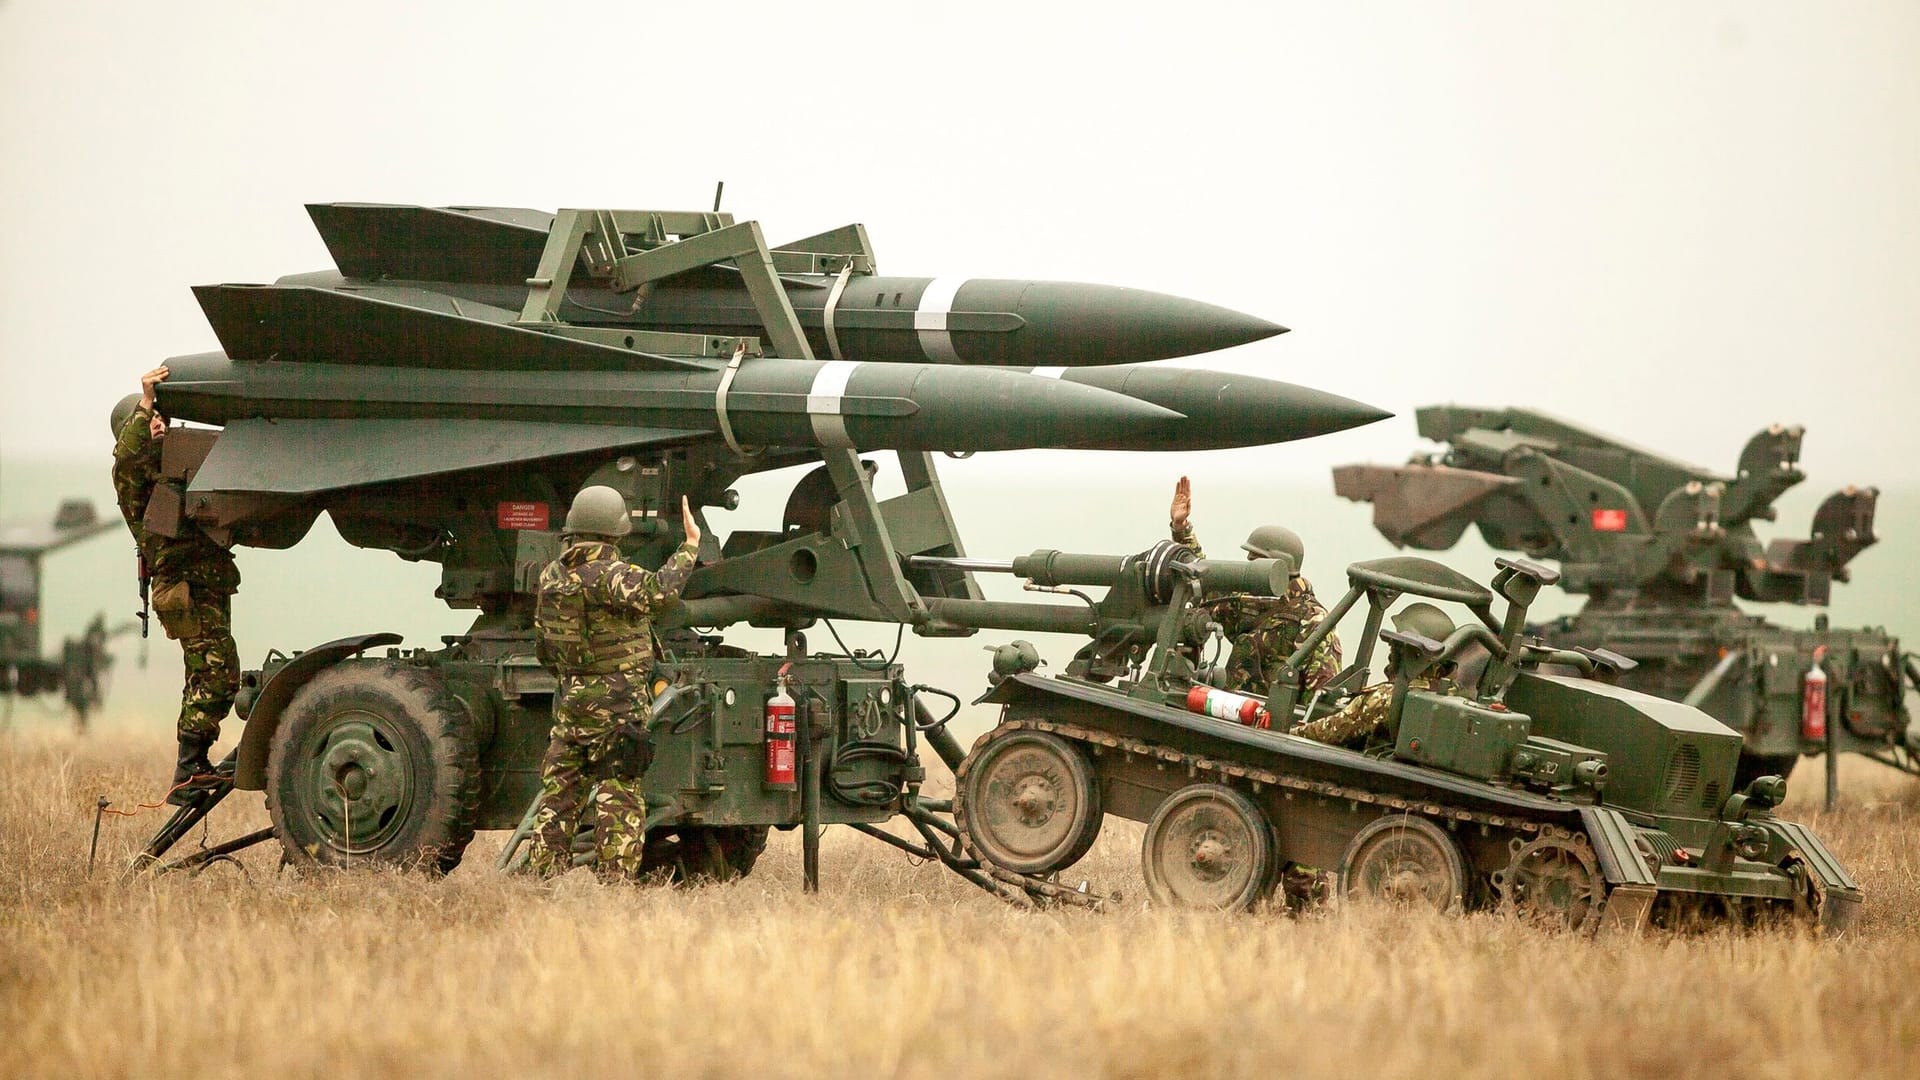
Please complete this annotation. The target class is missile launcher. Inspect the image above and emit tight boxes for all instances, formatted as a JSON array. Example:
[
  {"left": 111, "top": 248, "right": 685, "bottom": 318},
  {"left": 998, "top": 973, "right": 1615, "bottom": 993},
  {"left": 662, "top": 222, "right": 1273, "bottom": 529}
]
[
  {"left": 133, "top": 201, "right": 1393, "bottom": 898},
  {"left": 1335, "top": 406, "right": 1919, "bottom": 801}
]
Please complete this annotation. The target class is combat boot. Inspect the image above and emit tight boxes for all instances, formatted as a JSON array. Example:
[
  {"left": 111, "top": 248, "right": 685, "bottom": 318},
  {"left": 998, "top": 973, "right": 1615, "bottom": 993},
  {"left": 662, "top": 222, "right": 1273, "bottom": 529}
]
[{"left": 166, "top": 733, "right": 217, "bottom": 806}]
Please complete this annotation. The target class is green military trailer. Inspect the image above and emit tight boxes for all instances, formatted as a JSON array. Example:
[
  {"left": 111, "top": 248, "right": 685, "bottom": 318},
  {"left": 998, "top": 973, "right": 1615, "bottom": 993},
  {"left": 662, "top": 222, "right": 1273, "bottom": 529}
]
[
  {"left": 949, "top": 549, "right": 1861, "bottom": 932},
  {"left": 233, "top": 631, "right": 931, "bottom": 883}
]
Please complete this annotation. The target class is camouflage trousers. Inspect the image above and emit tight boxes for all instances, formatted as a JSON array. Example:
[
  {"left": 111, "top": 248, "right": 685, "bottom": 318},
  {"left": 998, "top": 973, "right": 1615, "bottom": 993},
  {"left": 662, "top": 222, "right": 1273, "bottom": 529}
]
[
  {"left": 1291, "top": 684, "right": 1393, "bottom": 748},
  {"left": 529, "top": 675, "right": 655, "bottom": 880},
  {"left": 157, "top": 584, "right": 237, "bottom": 741}
]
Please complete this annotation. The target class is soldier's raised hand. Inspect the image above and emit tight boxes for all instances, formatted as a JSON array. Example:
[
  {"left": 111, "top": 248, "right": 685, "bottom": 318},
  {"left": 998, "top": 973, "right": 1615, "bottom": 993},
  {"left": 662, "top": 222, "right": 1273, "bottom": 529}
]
[
  {"left": 680, "top": 496, "right": 702, "bottom": 547},
  {"left": 1170, "top": 475, "right": 1192, "bottom": 528},
  {"left": 139, "top": 365, "right": 170, "bottom": 410}
]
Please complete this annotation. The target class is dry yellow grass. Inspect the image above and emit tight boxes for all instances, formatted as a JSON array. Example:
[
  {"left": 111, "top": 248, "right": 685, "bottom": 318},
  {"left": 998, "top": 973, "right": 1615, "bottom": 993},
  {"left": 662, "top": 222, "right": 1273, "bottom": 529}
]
[{"left": 4, "top": 726, "right": 1919, "bottom": 1079}]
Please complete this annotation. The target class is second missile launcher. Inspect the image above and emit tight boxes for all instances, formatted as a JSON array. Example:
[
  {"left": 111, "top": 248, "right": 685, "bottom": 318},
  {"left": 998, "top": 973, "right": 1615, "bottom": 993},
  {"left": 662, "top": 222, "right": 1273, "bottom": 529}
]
[{"left": 1335, "top": 406, "right": 1919, "bottom": 799}]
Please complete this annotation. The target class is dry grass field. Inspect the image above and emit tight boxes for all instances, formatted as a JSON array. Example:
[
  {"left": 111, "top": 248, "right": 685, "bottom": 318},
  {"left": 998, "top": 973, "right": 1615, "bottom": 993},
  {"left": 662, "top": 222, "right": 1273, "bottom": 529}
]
[{"left": 4, "top": 725, "right": 1919, "bottom": 1080}]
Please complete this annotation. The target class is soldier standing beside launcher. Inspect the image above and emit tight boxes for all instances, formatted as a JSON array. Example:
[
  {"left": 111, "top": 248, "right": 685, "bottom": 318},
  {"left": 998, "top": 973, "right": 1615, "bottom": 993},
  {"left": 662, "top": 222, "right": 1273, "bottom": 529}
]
[
  {"left": 1169, "top": 476, "right": 1341, "bottom": 694},
  {"left": 529, "top": 486, "right": 700, "bottom": 880},
  {"left": 111, "top": 365, "right": 241, "bottom": 805}
]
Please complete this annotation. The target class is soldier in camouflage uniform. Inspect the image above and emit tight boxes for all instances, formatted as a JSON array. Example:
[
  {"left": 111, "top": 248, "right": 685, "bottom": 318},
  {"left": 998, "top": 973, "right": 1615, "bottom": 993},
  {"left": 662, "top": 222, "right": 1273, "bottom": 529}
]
[
  {"left": 111, "top": 366, "right": 243, "bottom": 805},
  {"left": 529, "top": 486, "right": 701, "bottom": 881},
  {"left": 1294, "top": 603, "right": 1459, "bottom": 748},
  {"left": 1170, "top": 476, "right": 1341, "bottom": 694}
]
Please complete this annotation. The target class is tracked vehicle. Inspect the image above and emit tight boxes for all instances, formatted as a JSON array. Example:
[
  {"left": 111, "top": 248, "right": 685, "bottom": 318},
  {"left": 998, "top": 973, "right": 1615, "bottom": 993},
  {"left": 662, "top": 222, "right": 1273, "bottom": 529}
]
[{"left": 948, "top": 548, "right": 1861, "bottom": 931}]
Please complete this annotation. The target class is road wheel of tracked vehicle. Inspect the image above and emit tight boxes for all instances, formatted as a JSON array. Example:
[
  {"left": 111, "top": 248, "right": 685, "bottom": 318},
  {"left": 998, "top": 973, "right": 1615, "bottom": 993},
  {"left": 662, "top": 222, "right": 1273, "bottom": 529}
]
[
  {"left": 637, "top": 825, "right": 771, "bottom": 883},
  {"left": 958, "top": 730, "right": 1103, "bottom": 875},
  {"left": 1339, "top": 815, "right": 1468, "bottom": 914},
  {"left": 1734, "top": 751, "right": 1799, "bottom": 789},
  {"left": 1491, "top": 826, "right": 1605, "bottom": 931},
  {"left": 1140, "top": 783, "right": 1276, "bottom": 910},
  {"left": 267, "top": 661, "right": 480, "bottom": 873}
]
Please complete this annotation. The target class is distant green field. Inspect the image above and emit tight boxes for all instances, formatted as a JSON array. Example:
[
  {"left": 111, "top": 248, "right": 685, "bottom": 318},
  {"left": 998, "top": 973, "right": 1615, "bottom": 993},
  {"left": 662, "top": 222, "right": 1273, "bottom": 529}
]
[{"left": 5, "top": 454, "right": 1914, "bottom": 744}]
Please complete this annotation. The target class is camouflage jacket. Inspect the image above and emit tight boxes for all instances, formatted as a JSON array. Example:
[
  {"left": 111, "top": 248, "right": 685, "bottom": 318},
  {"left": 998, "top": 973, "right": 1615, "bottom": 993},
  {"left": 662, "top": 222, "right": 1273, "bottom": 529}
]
[
  {"left": 1173, "top": 520, "right": 1341, "bottom": 693},
  {"left": 111, "top": 406, "right": 239, "bottom": 594},
  {"left": 534, "top": 538, "right": 698, "bottom": 677}
]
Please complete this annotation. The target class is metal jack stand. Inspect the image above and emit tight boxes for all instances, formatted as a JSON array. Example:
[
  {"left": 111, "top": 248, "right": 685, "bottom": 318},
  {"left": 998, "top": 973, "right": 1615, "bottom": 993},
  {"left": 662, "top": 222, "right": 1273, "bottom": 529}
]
[{"left": 134, "top": 748, "right": 274, "bottom": 875}]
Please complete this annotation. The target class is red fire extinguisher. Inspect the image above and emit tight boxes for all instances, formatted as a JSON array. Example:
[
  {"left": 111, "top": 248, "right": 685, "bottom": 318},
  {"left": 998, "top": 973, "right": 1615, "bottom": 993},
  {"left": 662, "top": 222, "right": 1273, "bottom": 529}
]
[
  {"left": 765, "top": 663, "right": 797, "bottom": 790},
  {"left": 1185, "top": 685, "right": 1271, "bottom": 729},
  {"left": 1801, "top": 646, "right": 1829, "bottom": 741}
]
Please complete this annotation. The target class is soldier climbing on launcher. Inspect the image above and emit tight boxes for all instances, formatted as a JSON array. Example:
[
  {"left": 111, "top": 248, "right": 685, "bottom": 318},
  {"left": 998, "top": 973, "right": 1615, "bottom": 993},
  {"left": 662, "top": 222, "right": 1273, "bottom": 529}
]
[
  {"left": 1293, "top": 603, "right": 1459, "bottom": 748},
  {"left": 1170, "top": 476, "right": 1341, "bottom": 694},
  {"left": 529, "top": 486, "right": 700, "bottom": 880},
  {"left": 111, "top": 365, "right": 243, "bottom": 805}
]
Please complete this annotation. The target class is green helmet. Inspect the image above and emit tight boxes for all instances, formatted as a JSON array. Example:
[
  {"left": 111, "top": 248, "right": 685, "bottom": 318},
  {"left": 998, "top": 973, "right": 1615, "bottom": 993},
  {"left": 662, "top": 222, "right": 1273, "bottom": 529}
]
[
  {"left": 564, "top": 485, "right": 632, "bottom": 538},
  {"left": 1241, "top": 524, "right": 1304, "bottom": 574},
  {"left": 109, "top": 393, "right": 143, "bottom": 438},
  {"left": 1392, "top": 602, "right": 1454, "bottom": 644}
]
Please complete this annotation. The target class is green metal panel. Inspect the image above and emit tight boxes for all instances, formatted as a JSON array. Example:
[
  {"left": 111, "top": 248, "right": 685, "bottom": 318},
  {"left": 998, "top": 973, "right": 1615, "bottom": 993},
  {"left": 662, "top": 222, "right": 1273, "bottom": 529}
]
[
  {"left": 1393, "top": 692, "right": 1531, "bottom": 781},
  {"left": 1505, "top": 672, "right": 1742, "bottom": 819}
]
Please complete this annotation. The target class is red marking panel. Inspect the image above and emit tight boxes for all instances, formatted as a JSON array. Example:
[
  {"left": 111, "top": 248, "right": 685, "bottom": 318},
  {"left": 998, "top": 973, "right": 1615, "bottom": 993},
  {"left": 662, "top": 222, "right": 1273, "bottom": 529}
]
[
  {"left": 1591, "top": 508, "right": 1628, "bottom": 532},
  {"left": 496, "top": 502, "right": 550, "bottom": 530}
]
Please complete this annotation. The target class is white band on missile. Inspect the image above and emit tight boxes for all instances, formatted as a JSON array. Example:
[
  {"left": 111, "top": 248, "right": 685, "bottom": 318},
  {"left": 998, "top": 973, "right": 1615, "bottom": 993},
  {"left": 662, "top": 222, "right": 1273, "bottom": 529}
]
[
  {"left": 914, "top": 277, "right": 965, "bottom": 364},
  {"left": 1030, "top": 366, "right": 1067, "bottom": 380},
  {"left": 822, "top": 262, "right": 854, "bottom": 362},
  {"left": 807, "top": 360, "right": 861, "bottom": 448}
]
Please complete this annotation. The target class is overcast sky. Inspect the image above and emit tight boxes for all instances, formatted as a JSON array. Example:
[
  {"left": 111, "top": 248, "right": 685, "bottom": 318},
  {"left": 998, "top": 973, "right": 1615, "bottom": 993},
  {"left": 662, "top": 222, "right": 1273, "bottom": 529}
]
[{"left": 4, "top": 1, "right": 1916, "bottom": 486}]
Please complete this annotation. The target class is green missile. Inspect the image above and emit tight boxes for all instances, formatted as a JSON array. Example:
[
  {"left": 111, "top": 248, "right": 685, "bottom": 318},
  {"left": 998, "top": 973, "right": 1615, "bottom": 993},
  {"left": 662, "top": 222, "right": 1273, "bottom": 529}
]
[
  {"left": 153, "top": 349, "right": 1183, "bottom": 458},
  {"left": 603, "top": 276, "right": 1284, "bottom": 367},
  {"left": 303, "top": 203, "right": 1285, "bottom": 366}
]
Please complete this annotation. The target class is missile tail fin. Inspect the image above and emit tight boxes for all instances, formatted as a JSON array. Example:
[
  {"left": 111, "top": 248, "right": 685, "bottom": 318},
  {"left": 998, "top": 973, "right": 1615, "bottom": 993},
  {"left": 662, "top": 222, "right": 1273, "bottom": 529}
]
[
  {"left": 306, "top": 203, "right": 555, "bottom": 283},
  {"left": 191, "top": 418, "right": 704, "bottom": 496}
]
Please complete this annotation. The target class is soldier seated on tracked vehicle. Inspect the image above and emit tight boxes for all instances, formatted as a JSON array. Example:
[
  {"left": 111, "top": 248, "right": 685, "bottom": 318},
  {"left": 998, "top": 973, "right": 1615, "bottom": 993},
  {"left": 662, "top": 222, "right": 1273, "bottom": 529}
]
[
  {"left": 1292, "top": 603, "right": 1459, "bottom": 749},
  {"left": 1169, "top": 476, "right": 1341, "bottom": 694}
]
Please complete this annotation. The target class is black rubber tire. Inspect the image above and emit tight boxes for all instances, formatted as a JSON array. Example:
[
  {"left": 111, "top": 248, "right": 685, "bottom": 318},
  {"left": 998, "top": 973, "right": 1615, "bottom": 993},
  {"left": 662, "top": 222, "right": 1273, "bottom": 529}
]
[
  {"left": 958, "top": 730, "right": 1103, "bottom": 875},
  {"left": 1140, "top": 783, "right": 1276, "bottom": 911},
  {"left": 638, "top": 825, "right": 771, "bottom": 883},
  {"left": 1734, "top": 751, "right": 1799, "bottom": 790},
  {"left": 267, "top": 661, "right": 480, "bottom": 873}
]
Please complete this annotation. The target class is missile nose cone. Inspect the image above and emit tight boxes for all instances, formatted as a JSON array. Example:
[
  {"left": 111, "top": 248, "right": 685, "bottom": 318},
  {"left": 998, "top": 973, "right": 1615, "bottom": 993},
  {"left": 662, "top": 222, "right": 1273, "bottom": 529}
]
[
  {"left": 950, "top": 281, "right": 1285, "bottom": 365},
  {"left": 1264, "top": 385, "right": 1394, "bottom": 441},
  {"left": 1028, "top": 366, "right": 1390, "bottom": 451},
  {"left": 1063, "top": 285, "right": 1287, "bottom": 360}
]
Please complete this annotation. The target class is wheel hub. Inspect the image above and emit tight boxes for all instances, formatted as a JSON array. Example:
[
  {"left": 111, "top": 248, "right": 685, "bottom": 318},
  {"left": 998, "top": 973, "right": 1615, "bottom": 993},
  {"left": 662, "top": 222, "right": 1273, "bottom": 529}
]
[
  {"left": 337, "top": 762, "right": 370, "bottom": 800},
  {"left": 1383, "top": 865, "right": 1431, "bottom": 901},
  {"left": 1010, "top": 776, "right": 1058, "bottom": 826},
  {"left": 1187, "top": 831, "right": 1232, "bottom": 882},
  {"left": 1493, "top": 827, "right": 1603, "bottom": 930},
  {"left": 299, "top": 712, "right": 415, "bottom": 851}
]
